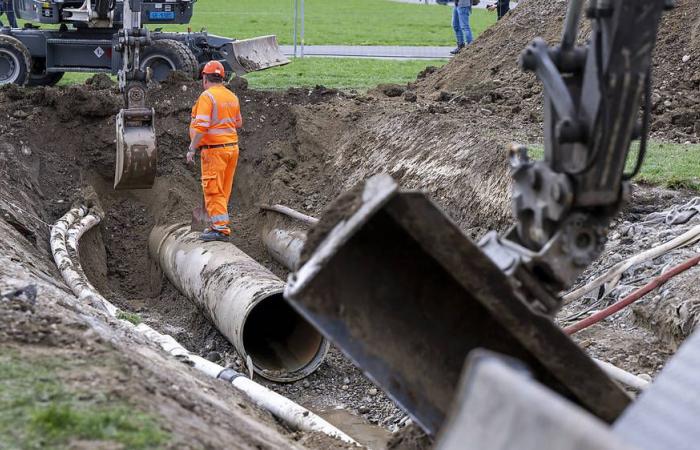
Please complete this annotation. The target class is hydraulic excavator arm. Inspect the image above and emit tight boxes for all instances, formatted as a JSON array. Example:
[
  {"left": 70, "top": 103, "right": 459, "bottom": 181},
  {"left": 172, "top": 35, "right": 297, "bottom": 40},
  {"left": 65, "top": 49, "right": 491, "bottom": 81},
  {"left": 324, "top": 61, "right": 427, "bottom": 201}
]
[
  {"left": 479, "top": 0, "right": 675, "bottom": 316},
  {"left": 114, "top": 0, "right": 157, "bottom": 190},
  {"left": 284, "top": 0, "right": 674, "bottom": 437}
]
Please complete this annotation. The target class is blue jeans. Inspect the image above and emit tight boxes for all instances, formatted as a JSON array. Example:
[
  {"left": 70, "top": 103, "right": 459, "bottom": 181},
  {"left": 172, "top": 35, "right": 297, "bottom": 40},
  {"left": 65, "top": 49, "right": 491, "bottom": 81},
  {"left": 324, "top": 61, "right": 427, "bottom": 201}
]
[
  {"left": 452, "top": 6, "right": 473, "bottom": 46},
  {"left": 0, "top": 1, "right": 18, "bottom": 28}
]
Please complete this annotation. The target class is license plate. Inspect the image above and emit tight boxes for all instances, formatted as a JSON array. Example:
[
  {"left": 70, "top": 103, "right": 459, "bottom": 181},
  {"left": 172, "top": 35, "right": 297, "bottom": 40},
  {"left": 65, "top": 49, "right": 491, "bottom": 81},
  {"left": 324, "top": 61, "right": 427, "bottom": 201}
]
[{"left": 148, "top": 11, "right": 176, "bottom": 20}]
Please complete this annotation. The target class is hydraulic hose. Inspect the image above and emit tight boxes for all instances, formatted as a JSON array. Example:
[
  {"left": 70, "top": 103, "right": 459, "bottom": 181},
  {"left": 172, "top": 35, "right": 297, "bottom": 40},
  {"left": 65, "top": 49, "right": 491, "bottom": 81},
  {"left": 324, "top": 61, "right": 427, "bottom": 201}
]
[{"left": 564, "top": 253, "right": 700, "bottom": 335}]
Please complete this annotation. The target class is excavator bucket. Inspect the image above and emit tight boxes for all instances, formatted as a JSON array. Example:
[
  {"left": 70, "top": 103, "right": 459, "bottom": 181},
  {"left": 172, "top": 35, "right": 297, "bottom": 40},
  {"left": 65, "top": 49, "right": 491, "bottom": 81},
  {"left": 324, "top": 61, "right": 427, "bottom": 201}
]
[
  {"left": 285, "top": 174, "right": 631, "bottom": 436},
  {"left": 114, "top": 108, "right": 157, "bottom": 190},
  {"left": 220, "top": 35, "right": 290, "bottom": 75}
]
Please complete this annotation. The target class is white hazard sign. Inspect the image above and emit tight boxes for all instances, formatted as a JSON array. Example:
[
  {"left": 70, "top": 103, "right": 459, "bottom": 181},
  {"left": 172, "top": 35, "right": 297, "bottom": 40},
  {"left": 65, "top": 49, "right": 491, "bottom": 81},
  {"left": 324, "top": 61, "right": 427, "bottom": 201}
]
[{"left": 94, "top": 47, "right": 105, "bottom": 58}]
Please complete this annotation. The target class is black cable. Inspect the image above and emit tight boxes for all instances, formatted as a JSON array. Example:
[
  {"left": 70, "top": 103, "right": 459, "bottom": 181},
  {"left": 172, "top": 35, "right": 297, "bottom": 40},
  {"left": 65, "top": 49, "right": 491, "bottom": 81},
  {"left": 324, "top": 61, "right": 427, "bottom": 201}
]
[{"left": 623, "top": 67, "right": 652, "bottom": 180}]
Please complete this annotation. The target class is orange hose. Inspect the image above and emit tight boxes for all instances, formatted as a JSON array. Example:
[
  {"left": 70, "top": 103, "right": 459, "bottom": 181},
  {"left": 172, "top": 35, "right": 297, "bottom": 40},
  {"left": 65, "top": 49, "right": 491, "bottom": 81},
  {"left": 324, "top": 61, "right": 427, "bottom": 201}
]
[{"left": 564, "top": 253, "right": 700, "bottom": 335}]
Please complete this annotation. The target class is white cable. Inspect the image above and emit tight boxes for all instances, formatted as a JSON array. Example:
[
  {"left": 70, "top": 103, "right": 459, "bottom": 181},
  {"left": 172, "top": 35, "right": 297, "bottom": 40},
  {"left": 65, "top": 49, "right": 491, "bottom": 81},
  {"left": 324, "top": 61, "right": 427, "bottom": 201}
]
[
  {"left": 593, "top": 358, "right": 650, "bottom": 391},
  {"left": 50, "top": 206, "right": 359, "bottom": 446}
]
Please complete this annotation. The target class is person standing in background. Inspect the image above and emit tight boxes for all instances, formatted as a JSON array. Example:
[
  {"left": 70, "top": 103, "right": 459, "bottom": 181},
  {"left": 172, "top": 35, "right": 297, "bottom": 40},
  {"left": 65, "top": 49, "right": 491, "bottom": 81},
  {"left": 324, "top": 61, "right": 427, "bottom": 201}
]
[
  {"left": 488, "top": 0, "right": 510, "bottom": 20},
  {"left": 450, "top": 0, "right": 474, "bottom": 55}
]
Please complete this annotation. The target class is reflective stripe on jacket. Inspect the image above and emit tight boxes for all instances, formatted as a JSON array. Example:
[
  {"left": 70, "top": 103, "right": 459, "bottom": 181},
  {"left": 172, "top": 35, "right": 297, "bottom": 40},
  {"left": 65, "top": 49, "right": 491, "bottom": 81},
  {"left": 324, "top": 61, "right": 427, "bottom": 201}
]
[{"left": 190, "top": 85, "right": 242, "bottom": 147}]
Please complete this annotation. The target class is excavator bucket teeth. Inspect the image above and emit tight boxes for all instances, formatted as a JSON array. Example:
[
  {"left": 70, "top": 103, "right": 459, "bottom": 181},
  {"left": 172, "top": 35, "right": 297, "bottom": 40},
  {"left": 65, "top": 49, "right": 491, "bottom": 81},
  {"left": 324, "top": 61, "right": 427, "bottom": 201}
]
[
  {"left": 221, "top": 35, "right": 290, "bottom": 75},
  {"left": 285, "top": 174, "right": 631, "bottom": 436},
  {"left": 114, "top": 108, "right": 157, "bottom": 190}
]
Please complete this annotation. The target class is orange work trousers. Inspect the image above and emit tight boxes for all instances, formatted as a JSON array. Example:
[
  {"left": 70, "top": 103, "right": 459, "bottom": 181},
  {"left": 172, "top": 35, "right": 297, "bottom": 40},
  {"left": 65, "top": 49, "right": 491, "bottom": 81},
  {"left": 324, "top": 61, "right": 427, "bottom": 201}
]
[{"left": 201, "top": 145, "right": 239, "bottom": 235}]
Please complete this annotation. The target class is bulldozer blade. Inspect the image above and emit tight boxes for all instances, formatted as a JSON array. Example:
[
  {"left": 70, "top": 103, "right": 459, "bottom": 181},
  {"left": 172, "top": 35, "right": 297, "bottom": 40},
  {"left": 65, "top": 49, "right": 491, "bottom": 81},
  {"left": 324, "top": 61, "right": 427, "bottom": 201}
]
[
  {"left": 285, "top": 174, "right": 631, "bottom": 436},
  {"left": 220, "top": 35, "right": 290, "bottom": 75},
  {"left": 114, "top": 108, "right": 157, "bottom": 190}
]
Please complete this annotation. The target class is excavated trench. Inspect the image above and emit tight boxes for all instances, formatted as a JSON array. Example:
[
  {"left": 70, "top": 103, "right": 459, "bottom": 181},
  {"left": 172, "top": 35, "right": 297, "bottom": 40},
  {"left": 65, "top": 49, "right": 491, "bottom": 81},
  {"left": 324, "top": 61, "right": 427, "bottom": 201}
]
[
  {"left": 2, "top": 59, "right": 698, "bottom": 447},
  {"left": 0, "top": 76, "right": 427, "bottom": 446},
  {"left": 0, "top": 66, "right": 545, "bottom": 445},
  {"left": 3, "top": 1, "right": 700, "bottom": 446}
]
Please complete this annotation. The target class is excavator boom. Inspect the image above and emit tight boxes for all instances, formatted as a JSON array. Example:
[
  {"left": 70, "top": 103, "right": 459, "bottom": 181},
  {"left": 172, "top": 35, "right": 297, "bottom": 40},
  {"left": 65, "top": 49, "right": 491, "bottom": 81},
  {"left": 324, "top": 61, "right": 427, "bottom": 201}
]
[{"left": 285, "top": 0, "right": 673, "bottom": 437}]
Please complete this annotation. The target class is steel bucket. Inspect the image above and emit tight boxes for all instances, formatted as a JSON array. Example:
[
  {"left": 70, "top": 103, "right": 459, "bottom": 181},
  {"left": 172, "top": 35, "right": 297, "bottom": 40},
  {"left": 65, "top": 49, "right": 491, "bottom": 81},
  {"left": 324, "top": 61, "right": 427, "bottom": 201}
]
[
  {"left": 285, "top": 174, "right": 631, "bottom": 436},
  {"left": 114, "top": 107, "right": 157, "bottom": 190}
]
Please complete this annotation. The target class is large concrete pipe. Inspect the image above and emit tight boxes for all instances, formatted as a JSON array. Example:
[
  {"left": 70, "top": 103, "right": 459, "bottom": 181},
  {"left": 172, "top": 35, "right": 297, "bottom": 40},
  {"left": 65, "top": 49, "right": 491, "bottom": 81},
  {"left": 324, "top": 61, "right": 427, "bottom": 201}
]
[
  {"left": 50, "top": 208, "right": 355, "bottom": 444},
  {"left": 263, "top": 228, "right": 306, "bottom": 270},
  {"left": 149, "top": 224, "right": 329, "bottom": 382}
]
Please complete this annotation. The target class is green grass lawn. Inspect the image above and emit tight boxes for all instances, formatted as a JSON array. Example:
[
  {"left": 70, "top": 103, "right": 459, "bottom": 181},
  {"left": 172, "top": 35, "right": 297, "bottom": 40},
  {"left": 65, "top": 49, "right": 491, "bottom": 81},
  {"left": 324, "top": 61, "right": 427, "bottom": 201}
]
[
  {"left": 530, "top": 142, "right": 700, "bottom": 191},
  {"left": 630, "top": 142, "right": 700, "bottom": 190},
  {"left": 59, "top": 57, "right": 448, "bottom": 90},
  {"left": 40, "top": 0, "right": 494, "bottom": 90},
  {"left": 245, "top": 57, "right": 446, "bottom": 90},
  {"left": 170, "top": 0, "right": 495, "bottom": 46},
  {"left": 0, "top": 350, "right": 168, "bottom": 449}
]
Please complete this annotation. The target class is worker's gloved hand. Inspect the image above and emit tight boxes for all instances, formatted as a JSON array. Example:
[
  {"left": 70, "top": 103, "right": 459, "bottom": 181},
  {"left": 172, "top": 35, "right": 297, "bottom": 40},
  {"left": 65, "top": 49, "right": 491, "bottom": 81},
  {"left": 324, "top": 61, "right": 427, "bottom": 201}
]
[{"left": 186, "top": 150, "right": 196, "bottom": 164}]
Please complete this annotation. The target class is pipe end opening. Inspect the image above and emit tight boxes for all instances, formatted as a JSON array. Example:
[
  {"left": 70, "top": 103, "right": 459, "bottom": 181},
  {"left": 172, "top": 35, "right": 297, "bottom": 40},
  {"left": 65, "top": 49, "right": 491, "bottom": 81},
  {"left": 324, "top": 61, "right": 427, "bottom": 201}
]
[{"left": 243, "top": 293, "right": 328, "bottom": 382}]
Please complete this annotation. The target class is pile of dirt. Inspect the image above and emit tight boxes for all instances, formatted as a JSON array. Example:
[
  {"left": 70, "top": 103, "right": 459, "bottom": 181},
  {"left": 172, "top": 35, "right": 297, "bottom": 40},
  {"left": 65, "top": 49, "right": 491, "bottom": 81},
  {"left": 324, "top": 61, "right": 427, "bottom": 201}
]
[
  {"left": 417, "top": 0, "right": 700, "bottom": 142},
  {"left": 0, "top": 76, "right": 403, "bottom": 447},
  {"left": 414, "top": 0, "right": 569, "bottom": 140},
  {"left": 647, "top": 0, "right": 700, "bottom": 141},
  {"left": 2, "top": 1, "right": 699, "bottom": 444}
]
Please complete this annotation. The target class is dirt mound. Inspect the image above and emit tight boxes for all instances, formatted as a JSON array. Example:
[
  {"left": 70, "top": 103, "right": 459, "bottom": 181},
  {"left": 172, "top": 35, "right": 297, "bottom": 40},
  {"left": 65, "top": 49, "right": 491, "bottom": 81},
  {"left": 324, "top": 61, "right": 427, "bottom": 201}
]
[
  {"left": 8, "top": 3, "right": 697, "bottom": 436},
  {"left": 417, "top": 0, "right": 700, "bottom": 142},
  {"left": 418, "top": 0, "right": 564, "bottom": 95},
  {"left": 414, "top": 0, "right": 566, "bottom": 133},
  {"left": 0, "top": 140, "right": 309, "bottom": 450},
  {"left": 648, "top": 0, "right": 700, "bottom": 141}
]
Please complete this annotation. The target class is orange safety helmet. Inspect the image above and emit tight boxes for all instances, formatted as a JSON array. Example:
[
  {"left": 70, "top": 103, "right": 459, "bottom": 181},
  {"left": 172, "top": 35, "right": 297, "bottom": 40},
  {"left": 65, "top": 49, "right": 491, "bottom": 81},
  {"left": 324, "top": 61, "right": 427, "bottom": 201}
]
[{"left": 202, "top": 60, "right": 225, "bottom": 77}]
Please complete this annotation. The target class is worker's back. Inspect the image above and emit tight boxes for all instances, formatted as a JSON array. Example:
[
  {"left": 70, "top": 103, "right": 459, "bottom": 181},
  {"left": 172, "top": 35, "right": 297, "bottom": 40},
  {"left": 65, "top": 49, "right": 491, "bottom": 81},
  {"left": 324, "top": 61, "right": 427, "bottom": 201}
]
[{"left": 190, "top": 85, "right": 241, "bottom": 147}]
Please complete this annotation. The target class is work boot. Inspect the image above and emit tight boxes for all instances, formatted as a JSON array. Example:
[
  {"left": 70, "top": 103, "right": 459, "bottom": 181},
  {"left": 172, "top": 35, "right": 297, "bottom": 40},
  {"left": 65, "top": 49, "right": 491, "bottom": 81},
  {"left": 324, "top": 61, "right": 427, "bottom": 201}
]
[
  {"left": 450, "top": 44, "right": 465, "bottom": 55},
  {"left": 199, "top": 229, "right": 229, "bottom": 242}
]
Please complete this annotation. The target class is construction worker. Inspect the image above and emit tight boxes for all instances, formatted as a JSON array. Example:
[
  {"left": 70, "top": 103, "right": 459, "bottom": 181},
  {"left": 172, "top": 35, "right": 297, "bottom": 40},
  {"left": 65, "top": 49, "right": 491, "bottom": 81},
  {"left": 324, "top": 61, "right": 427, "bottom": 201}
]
[{"left": 187, "top": 60, "right": 243, "bottom": 242}]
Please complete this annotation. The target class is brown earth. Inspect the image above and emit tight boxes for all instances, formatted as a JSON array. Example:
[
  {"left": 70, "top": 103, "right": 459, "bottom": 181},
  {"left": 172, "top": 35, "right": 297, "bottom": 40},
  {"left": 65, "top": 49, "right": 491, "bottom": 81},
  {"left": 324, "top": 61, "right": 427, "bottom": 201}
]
[
  {"left": 1, "top": 65, "right": 525, "bottom": 446},
  {"left": 418, "top": 0, "right": 700, "bottom": 143},
  {"left": 0, "top": 194, "right": 317, "bottom": 449},
  {"left": 2, "top": 0, "right": 700, "bottom": 447}
]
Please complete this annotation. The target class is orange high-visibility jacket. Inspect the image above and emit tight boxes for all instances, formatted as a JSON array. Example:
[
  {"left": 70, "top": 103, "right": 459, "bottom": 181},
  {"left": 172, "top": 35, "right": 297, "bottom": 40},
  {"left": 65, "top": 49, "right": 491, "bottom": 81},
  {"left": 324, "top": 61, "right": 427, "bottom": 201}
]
[{"left": 190, "top": 85, "right": 242, "bottom": 147}]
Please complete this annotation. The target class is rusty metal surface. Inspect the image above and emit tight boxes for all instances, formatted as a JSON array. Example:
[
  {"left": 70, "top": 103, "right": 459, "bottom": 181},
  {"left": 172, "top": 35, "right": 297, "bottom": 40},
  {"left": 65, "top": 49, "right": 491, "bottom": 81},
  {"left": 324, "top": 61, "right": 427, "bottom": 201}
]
[{"left": 285, "top": 175, "right": 630, "bottom": 436}]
